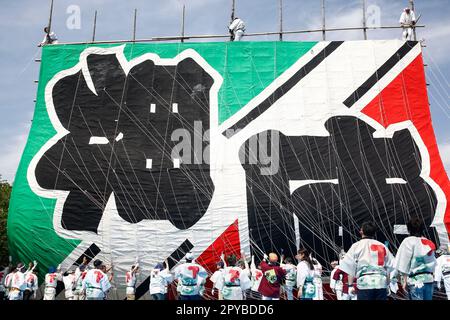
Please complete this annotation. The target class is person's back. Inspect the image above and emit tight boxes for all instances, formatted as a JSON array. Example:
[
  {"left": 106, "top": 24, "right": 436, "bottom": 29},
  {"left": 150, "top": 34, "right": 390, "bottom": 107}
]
[
  {"left": 219, "top": 256, "right": 251, "bottom": 300},
  {"left": 280, "top": 258, "right": 296, "bottom": 300},
  {"left": 436, "top": 251, "right": 450, "bottom": 299},
  {"left": 296, "top": 259, "right": 316, "bottom": 300},
  {"left": 62, "top": 272, "right": 75, "bottom": 300},
  {"left": 82, "top": 260, "right": 111, "bottom": 300},
  {"left": 395, "top": 217, "right": 436, "bottom": 300},
  {"left": 24, "top": 269, "right": 38, "bottom": 300},
  {"left": 4, "top": 270, "right": 13, "bottom": 298},
  {"left": 9, "top": 265, "right": 26, "bottom": 300},
  {"left": 258, "top": 253, "right": 286, "bottom": 300},
  {"left": 44, "top": 267, "right": 62, "bottom": 300},
  {"left": 174, "top": 254, "right": 207, "bottom": 300},
  {"left": 149, "top": 263, "right": 173, "bottom": 300},
  {"left": 339, "top": 222, "right": 394, "bottom": 300},
  {"left": 342, "top": 238, "right": 393, "bottom": 288}
]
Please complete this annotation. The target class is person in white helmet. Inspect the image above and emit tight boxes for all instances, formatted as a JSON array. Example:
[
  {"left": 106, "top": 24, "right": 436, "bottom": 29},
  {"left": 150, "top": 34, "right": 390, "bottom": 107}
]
[
  {"left": 435, "top": 245, "right": 450, "bottom": 300},
  {"left": 229, "top": 17, "right": 246, "bottom": 41},
  {"left": 174, "top": 252, "right": 207, "bottom": 300},
  {"left": 399, "top": 7, "right": 416, "bottom": 41}
]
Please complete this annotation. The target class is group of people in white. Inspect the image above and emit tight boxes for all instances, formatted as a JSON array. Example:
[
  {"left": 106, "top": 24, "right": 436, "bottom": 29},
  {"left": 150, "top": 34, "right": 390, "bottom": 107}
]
[{"left": 1, "top": 216, "right": 449, "bottom": 301}]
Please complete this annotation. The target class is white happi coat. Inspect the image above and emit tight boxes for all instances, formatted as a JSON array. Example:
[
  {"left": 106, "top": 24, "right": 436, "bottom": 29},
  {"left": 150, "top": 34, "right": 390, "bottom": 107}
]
[
  {"left": 216, "top": 266, "right": 251, "bottom": 300},
  {"left": 339, "top": 238, "right": 395, "bottom": 290},
  {"left": 149, "top": 268, "right": 173, "bottom": 295},
  {"left": 174, "top": 262, "right": 207, "bottom": 296},
  {"left": 435, "top": 254, "right": 450, "bottom": 299},
  {"left": 395, "top": 236, "right": 436, "bottom": 287},
  {"left": 82, "top": 269, "right": 111, "bottom": 300}
]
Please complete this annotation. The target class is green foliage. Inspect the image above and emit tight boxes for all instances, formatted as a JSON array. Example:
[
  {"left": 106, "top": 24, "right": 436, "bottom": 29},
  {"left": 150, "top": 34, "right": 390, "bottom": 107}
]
[{"left": 0, "top": 175, "right": 11, "bottom": 265}]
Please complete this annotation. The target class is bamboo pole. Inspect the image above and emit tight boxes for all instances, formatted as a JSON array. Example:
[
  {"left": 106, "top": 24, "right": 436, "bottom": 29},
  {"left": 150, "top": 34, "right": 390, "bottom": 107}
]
[
  {"left": 279, "top": 0, "right": 283, "bottom": 41},
  {"left": 92, "top": 10, "right": 98, "bottom": 42},
  {"left": 362, "top": 0, "right": 367, "bottom": 40},
  {"left": 321, "top": 0, "right": 326, "bottom": 40},
  {"left": 181, "top": 5, "right": 186, "bottom": 43},
  {"left": 132, "top": 9, "right": 137, "bottom": 42}
]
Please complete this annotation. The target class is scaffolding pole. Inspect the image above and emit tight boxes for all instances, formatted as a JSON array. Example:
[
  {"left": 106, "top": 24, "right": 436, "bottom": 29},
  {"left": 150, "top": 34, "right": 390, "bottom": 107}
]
[
  {"left": 230, "top": 0, "right": 235, "bottom": 41},
  {"left": 181, "top": 5, "right": 186, "bottom": 43},
  {"left": 321, "top": 0, "right": 326, "bottom": 40},
  {"left": 47, "top": 0, "right": 54, "bottom": 33},
  {"left": 362, "top": 0, "right": 367, "bottom": 40},
  {"left": 410, "top": 0, "right": 417, "bottom": 41},
  {"left": 279, "top": 0, "right": 283, "bottom": 41},
  {"left": 132, "top": 9, "right": 137, "bottom": 42},
  {"left": 92, "top": 10, "right": 98, "bottom": 42}
]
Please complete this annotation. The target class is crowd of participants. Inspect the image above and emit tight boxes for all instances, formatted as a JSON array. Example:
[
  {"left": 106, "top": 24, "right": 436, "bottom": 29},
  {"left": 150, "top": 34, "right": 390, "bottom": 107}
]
[{"left": 1, "top": 216, "right": 449, "bottom": 301}]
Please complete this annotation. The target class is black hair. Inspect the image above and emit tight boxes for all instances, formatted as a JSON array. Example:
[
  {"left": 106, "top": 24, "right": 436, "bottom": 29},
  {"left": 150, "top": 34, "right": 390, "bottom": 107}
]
[
  {"left": 407, "top": 216, "right": 424, "bottom": 237},
  {"left": 93, "top": 259, "right": 103, "bottom": 268},
  {"left": 284, "top": 257, "right": 293, "bottom": 264},
  {"left": 226, "top": 254, "right": 237, "bottom": 266},
  {"left": 361, "top": 221, "right": 377, "bottom": 238},
  {"left": 297, "top": 248, "right": 314, "bottom": 270}
]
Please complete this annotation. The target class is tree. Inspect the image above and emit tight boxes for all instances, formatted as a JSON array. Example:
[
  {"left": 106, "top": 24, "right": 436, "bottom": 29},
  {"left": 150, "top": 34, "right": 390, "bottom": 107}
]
[{"left": 0, "top": 175, "right": 11, "bottom": 266}]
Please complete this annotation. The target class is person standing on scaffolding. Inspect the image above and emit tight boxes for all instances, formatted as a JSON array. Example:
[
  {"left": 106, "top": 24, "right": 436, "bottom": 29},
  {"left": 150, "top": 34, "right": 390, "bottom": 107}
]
[
  {"left": 399, "top": 7, "right": 416, "bottom": 41},
  {"left": 229, "top": 17, "right": 245, "bottom": 41},
  {"left": 38, "top": 26, "right": 58, "bottom": 47}
]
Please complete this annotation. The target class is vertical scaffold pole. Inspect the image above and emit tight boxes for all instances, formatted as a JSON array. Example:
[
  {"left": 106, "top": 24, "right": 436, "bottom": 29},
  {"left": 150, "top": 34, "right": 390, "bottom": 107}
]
[
  {"left": 47, "top": 0, "right": 54, "bottom": 33},
  {"left": 230, "top": 0, "right": 236, "bottom": 41},
  {"left": 279, "top": 0, "right": 283, "bottom": 41},
  {"left": 321, "top": 0, "right": 326, "bottom": 40},
  {"left": 362, "top": 0, "right": 367, "bottom": 40},
  {"left": 181, "top": 4, "right": 186, "bottom": 43},
  {"left": 132, "top": 9, "right": 137, "bottom": 42},
  {"left": 92, "top": 10, "right": 97, "bottom": 42},
  {"left": 409, "top": 0, "right": 417, "bottom": 41}
]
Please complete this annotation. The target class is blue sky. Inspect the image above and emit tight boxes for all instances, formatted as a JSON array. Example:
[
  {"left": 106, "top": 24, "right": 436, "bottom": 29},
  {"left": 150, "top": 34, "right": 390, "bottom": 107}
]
[{"left": 0, "top": 0, "right": 448, "bottom": 183}]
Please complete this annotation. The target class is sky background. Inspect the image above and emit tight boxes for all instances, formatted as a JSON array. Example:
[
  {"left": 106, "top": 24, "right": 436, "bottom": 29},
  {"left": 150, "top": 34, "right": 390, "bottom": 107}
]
[{"left": 0, "top": 0, "right": 448, "bottom": 183}]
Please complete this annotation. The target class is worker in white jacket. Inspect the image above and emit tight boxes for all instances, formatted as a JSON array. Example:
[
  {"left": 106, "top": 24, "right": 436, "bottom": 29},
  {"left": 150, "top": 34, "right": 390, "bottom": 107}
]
[
  {"left": 399, "top": 7, "right": 416, "bottom": 40},
  {"left": 82, "top": 260, "right": 112, "bottom": 300},
  {"left": 339, "top": 222, "right": 395, "bottom": 300},
  {"left": 395, "top": 217, "right": 436, "bottom": 300},
  {"left": 8, "top": 263, "right": 27, "bottom": 300},
  {"left": 38, "top": 26, "right": 58, "bottom": 46},
  {"left": 149, "top": 260, "right": 173, "bottom": 300},
  {"left": 435, "top": 245, "right": 450, "bottom": 300},
  {"left": 229, "top": 17, "right": 245, "bottom": 41},
  {"left": 44, "top": 265, "right": 63, "bottom": 300},
  {"left": 23, "top": 262, "right": 38, "bottom": 300},
  {"left": 216, "top": 254, "right": 251, "bottom": 300}
]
